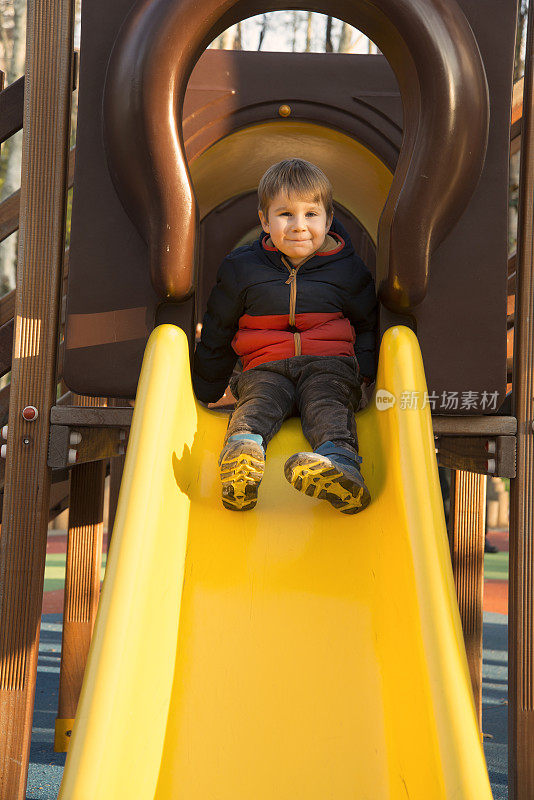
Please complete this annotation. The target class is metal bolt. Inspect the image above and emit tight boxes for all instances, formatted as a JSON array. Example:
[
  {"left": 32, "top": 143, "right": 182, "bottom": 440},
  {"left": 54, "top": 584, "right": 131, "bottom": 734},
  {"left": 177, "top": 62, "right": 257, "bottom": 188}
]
[
  {"left": 22, "top": 437, "right": 30, "bottom": 446},
  {"left": 0, "top": 444, "right": 6, "bottom": 458},
  {"left": 69, "top": 431, "right": 82, "bottom": 446},
  {"left": 278, "top": 104, "right": 291, "bottom": 117},
  {"left": 1, "top": 425, "right": 7, "bottom": 440},
  {"left": 68, "top": 449, "right": 78, "bottom": 465}
]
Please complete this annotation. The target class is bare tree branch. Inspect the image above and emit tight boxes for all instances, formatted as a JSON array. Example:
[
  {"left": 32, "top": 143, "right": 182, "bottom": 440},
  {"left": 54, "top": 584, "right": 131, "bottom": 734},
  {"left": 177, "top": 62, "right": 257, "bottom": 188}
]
[
  {"left": 257, "top": 15, "right": 267, "bottom": 51},
  {"left": 325, "top": 16, "right": 333, "bottom": 53}
]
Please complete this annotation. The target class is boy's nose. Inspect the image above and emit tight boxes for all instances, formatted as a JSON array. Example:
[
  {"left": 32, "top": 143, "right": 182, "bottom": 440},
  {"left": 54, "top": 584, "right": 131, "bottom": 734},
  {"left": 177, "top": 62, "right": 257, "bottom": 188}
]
[{"left": 292, "top": 216, "right": 307, "bottom": 231}]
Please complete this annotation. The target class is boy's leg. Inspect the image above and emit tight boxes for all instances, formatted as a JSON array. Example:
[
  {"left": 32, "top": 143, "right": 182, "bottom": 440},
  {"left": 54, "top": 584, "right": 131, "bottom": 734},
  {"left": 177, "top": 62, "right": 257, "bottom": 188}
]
[
  {"left": 220, "top": 367, "right": 296, "bottom": 510},
  {"left": 295, "top": 356, "right": 361, "bottom": 452},
  {"left": 225, "top": 367, "right": 296, "bottom": 446},
  {"left": 284, "top": 357, "right": 370, "bottom": 514}
]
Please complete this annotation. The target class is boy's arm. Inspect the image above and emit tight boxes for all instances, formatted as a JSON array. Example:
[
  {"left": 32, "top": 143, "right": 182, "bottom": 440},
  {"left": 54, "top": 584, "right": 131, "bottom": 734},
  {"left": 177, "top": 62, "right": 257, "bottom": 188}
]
[
  {"left": 193, "top": 256, "right": 244, "bottom": 403},
  {"left": 344, "top": 258, "right": 378, "bottom": 382}
]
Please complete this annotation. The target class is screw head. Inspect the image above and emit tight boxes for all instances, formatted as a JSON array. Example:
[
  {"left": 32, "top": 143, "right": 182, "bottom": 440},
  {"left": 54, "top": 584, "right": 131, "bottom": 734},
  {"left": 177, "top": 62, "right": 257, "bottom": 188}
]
[
  {"left": 278, "top": 104, "right": 291, "bottom": 117},
  {"left": 22, "top": 406, "right": 38, "bottom": 421}
]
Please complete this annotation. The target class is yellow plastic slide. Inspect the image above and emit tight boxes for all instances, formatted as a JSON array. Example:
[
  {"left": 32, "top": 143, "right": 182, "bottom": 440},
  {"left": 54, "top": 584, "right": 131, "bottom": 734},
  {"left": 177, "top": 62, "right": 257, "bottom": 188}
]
[{"left": 58, "top": 324, "right": 492, "bottom": 800}]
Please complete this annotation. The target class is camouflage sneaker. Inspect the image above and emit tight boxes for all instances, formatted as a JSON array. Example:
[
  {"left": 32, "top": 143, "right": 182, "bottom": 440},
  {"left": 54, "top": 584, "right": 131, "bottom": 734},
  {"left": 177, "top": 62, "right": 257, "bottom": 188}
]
[
  {"left": 219, "top": 434, "right": 265, "bottom": 511},
  {"left": 284, "top": 441, "right": 371, "bottom": 515}
]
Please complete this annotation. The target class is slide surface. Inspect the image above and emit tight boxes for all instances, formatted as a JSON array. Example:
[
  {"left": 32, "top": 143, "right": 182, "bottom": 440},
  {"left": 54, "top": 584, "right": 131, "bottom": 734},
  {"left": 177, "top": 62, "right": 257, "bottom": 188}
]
[{"left": 59, "top": 324, "right": 492, "bottom": 800}]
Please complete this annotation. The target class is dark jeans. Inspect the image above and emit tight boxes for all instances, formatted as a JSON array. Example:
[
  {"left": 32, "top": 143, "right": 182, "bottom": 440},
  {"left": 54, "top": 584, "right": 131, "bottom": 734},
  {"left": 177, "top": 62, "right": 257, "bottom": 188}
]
[{"left": 226, "top": 356, "right": 362, "bottom": 454}]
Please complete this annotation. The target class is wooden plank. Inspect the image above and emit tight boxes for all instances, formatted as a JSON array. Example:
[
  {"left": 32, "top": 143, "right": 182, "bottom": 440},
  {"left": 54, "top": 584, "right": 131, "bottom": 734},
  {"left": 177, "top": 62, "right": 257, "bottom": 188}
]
[
  {"left": 0, "top": 473, "right": 69, "bottom": 519},
  {"left": 55, "top": 392, "right": 106, "bottom": 751},
  {"left": 0, "top": 382, "right": 10, "bottom": 426},
  {"left": 509, "top": 1, "right": 534, "bottom": 794},
  {"left": 55, "top": 459, "right": 105, "bottom": 752},
  {"left": 0, "top": 53, "right": 77, "bottom": 146},
  {"left": 0, "top": 0, "right": 76, "bottom": 796},
  {"left": 47, "top": 407, "right": 517, "bottom": 435},
  {"left": 0, "top": 318, "right": 13, "bottom": 378},
  {"left": 432, "top": 415, "right": 517, "bottom": 436},
  {"left": 107, "top": 398, "right": 126, "bottom": 542},
  {"left": 48, "top": 425, "right": 127, "bottom": 468},
  {"left": 0, "top": 76, "right": 24, "bottom": 144},
  {"left": 448, "top": 470, "right": 486, "bottom": 729},
  {"left": 50, "top": 404, "right": 133, "bottom": 427},
  {"left": 0, "top": 147, "right": 75, "bottom": 245},
  {"left": 48, "top": 478, "right": 70, "bottom": 521},
  {"left": 0, "top": 289, "right": 16, "bottom": 327},
  {"left": 108, "top": 454, "right": 124, "bottom": 542},
  {"left": 436, "top": 435, "right": 516, "bottom": 478}
]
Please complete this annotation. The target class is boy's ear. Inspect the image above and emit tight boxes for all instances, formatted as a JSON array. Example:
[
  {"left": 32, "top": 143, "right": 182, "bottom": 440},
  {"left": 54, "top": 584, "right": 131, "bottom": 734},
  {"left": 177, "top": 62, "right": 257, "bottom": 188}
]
[
  {"left": 327, "top": 212, "right": 334, "bottom": 231},
  {"left": 258, "top": 209, "right": 270, "bottom": 233}
]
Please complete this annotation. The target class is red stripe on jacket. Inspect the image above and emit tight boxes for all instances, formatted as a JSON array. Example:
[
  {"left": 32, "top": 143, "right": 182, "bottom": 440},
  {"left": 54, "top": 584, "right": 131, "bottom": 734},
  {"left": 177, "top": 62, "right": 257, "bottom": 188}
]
[{"left": 232, "top": 312, "right": 356, "bottom": 371}]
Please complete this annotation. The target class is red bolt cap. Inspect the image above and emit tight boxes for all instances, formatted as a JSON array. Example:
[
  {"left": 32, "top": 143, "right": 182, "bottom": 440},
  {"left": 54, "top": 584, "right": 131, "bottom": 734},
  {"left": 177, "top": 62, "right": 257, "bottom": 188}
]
[{"left": 22, "top": 406, "right": 38, "bottom": 421}]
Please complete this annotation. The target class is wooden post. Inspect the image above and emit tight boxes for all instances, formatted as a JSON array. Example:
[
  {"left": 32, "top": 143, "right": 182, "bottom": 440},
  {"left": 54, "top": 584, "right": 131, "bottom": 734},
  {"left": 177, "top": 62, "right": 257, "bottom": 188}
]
[
  {"left": 107, "top": 397, "right": 127, "bottom": 541},
  {"left": 55, "top": 398, "right": 106, "bottom": 751},
  {"left": 108, "top": 454, "right": 125, "bottom": 540},
  {"left": 448, "top": 469, "right": 486, "bottom": 728},
  {"left": 0, "top": 0, "right": 75, "bottom": 796},
  {"left": 509, "top": 0, "right": 534, "bottom": 792}
]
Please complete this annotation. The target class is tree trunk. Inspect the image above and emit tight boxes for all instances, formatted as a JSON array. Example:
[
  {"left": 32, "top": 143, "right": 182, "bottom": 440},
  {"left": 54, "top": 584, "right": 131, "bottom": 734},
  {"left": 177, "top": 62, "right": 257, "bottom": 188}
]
[
  {"left": 291, "top": 11, "right": 299, "bottom": 52},
  {"left": 234, "top": 22, "right": 242, "bottom": 50},
  {"left": 219, "top": 25, "right": 238, "bottom": 50},
  {"left": 305, "top": 12, "right": 312, "bottom": 52},
  {"left": 337, "top": 22, "right": 353, "bottom": 53},
  {"left": 325, "top": 16, "right": 333, "bottom": 53}
]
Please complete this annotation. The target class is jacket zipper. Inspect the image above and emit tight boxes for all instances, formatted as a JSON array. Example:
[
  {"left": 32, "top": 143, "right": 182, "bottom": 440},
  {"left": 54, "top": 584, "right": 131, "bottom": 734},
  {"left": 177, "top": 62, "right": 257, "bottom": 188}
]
[{"left": 282, "top": 255, "right": 312, "bottom": 356}]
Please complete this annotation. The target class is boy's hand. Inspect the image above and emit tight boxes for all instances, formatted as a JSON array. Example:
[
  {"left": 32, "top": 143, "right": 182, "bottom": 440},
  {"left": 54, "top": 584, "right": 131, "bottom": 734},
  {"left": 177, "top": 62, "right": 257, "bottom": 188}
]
[{"left": 207, "top": 386, "right": 237, "bottom": 409}]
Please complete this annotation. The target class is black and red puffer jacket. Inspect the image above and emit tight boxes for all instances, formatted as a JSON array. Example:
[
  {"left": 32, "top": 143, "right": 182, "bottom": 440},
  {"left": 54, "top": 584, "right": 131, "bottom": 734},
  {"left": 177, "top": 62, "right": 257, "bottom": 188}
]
[{"left": 193, "top": 218, "right": 377, "bottom": 403}]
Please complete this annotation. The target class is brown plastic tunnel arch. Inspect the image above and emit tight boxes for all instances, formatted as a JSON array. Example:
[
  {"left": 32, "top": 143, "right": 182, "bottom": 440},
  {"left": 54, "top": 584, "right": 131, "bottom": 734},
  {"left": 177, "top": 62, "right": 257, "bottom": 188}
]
[{"left": 103, "top": 0, "right": 489, "bottom": 313}]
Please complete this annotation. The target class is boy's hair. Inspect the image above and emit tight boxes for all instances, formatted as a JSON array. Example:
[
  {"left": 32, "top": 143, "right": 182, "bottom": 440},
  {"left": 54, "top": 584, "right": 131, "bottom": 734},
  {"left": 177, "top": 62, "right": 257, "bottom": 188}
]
[{"left": 258, "top": 158, "right": 333, "bottom": 218}]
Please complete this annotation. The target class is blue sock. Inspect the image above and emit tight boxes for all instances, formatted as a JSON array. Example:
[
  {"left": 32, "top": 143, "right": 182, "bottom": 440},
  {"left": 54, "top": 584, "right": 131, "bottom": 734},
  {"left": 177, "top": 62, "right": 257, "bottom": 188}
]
[{"left": 227, "top": 433, "right": 264, "bottom": 451}]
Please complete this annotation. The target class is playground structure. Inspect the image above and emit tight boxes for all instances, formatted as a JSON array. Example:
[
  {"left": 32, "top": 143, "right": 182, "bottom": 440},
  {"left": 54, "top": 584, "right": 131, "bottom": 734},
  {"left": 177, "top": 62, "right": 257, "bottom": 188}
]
[{"left": 0, "top": 0, "right": 532, "bottom": 797}]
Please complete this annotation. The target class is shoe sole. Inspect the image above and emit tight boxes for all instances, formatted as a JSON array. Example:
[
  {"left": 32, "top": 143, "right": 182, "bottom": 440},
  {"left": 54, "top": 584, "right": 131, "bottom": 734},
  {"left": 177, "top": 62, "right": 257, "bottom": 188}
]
[
  {"left": 284, "top": 458, "right": 371, "bottom": 515},
  {"left": 220, "top": 451, "right": 265, "bottom": 511}
]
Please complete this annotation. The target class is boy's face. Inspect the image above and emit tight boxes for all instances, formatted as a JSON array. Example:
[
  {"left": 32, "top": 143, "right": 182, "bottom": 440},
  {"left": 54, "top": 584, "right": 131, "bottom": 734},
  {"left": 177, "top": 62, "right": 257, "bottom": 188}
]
[{"left": 259, "top": 191, "right": 332, "bottom": 266}]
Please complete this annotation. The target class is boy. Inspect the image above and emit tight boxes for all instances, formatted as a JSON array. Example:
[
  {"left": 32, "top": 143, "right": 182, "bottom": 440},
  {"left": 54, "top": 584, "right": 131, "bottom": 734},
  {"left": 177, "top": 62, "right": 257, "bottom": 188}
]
[{"left": 193, "top": 158, "right": 377, "bottom": 514}]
